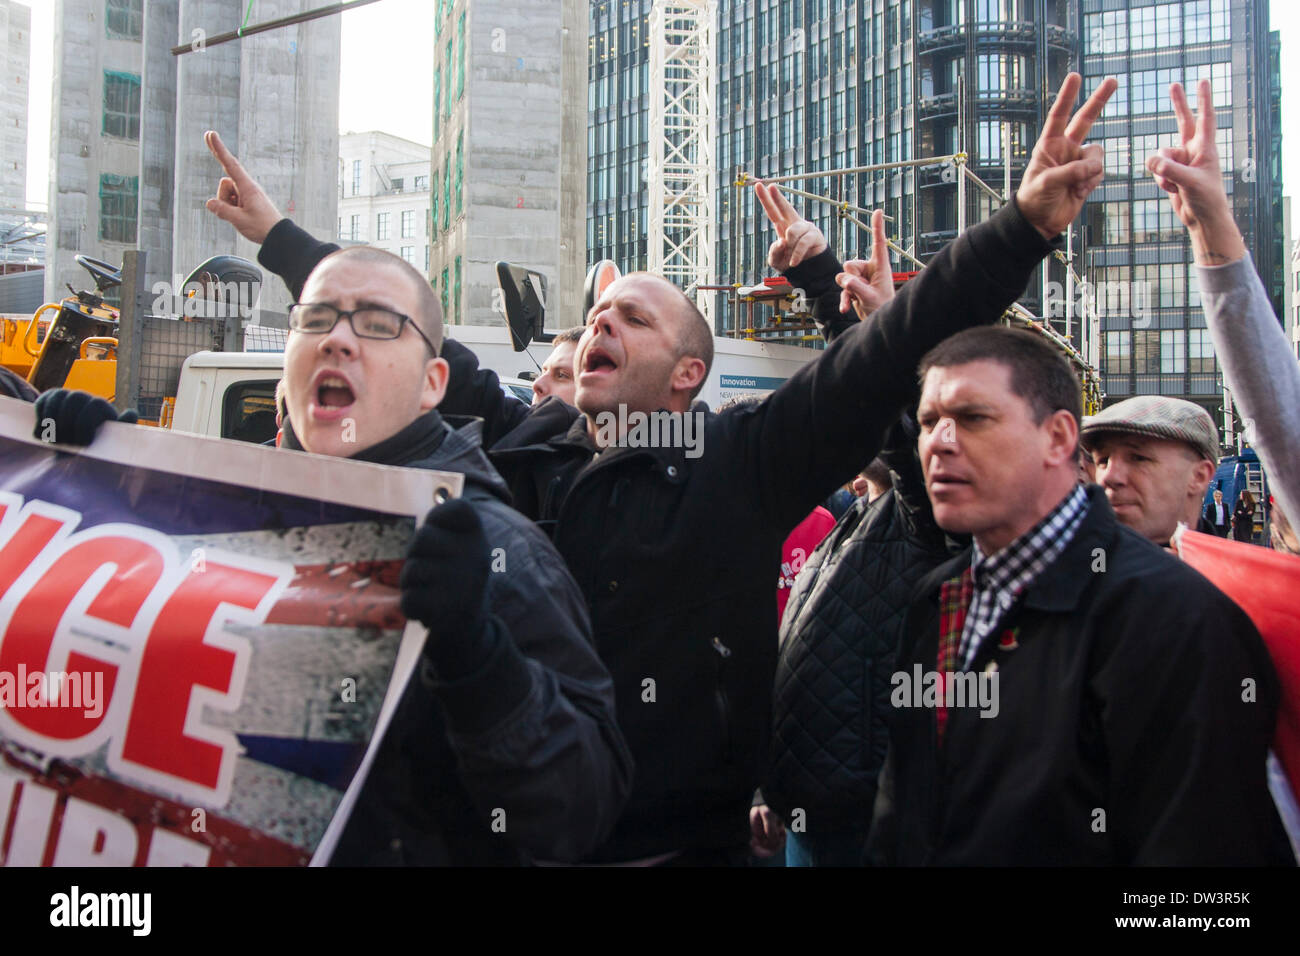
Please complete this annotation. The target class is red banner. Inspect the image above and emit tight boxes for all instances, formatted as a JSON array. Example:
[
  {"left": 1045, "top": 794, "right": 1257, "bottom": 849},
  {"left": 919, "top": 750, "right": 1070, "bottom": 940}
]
[{"left": 1175, "top": 528, "right": 1300, "bottom": 796}]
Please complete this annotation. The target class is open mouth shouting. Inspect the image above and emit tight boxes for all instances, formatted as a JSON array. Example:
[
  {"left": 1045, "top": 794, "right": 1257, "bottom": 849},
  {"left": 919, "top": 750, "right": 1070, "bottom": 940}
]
[
  {"left": 579, "top": 346, "right": 619, "bottom": 384},
  {"left": 310, "top": 369, "right": 357, "bottom": 421}
]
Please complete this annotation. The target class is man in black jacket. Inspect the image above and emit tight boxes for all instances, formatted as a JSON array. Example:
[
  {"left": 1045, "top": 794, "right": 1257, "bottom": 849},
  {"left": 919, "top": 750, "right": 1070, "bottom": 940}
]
[
  {"left": 206, "top": 74, "right": 1113, "bottom": 863},
  {"left": 34, "top": 245, "right": 632, "bottom": 865},
  {"left": 869, "top": 325, "right": 1293, "bottom": 865}
]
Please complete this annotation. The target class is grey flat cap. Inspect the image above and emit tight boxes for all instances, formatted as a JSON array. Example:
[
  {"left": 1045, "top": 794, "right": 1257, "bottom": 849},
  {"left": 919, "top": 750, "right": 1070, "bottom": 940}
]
[{"left": 1080, "top": 395, "right": 1220, "bottom": 463}]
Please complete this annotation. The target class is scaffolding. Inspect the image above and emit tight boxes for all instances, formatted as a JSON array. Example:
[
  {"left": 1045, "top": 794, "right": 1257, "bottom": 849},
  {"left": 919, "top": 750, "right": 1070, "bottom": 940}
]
[
  {"left": 648, "top": 0, "right": 717, "bottom": 320},
  {"left": 733, "top": 155, "right": 1105, "bottom": 415}
]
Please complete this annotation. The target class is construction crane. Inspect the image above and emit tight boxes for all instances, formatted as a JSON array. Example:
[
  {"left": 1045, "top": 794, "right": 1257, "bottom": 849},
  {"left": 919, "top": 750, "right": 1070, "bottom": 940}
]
[{"left": 647, "top": 0, "right": 717, "bottom": 321}]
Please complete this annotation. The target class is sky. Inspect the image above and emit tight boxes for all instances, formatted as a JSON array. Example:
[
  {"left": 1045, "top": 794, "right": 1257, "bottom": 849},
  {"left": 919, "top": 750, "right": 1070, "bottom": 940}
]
[{"left": 17, "top": 0, "right": 1300, "bottom": 240}]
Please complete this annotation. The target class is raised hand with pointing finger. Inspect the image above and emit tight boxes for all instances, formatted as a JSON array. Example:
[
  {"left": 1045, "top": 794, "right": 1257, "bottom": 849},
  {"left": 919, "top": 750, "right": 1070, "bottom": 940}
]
[
  {"left": 835, "top": 208, "right": 895, "bottom": 321},
  {"left": 204, "top": 129, "right": 283, "bottom": 245}
]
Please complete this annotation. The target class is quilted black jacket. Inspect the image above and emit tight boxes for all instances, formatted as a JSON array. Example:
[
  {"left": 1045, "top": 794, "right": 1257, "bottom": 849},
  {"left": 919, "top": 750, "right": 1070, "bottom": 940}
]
[{"left": 764, "top": 417, "right": 955, "bottom": 834}]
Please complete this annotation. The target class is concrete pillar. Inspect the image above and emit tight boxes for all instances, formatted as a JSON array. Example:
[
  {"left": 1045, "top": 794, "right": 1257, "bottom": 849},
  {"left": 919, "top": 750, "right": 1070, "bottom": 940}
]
[
  {"left": 236, "top": 0, "right": 340, "bottom": 318},
  {"left": 171, "top": 0, "right": 241, "bottom": 292},
  {"left": 139, "top": 0, "right": 178, "bottom": 303},
  {"left": 0, "top": 0, "right": 32, "bottom": 210}
]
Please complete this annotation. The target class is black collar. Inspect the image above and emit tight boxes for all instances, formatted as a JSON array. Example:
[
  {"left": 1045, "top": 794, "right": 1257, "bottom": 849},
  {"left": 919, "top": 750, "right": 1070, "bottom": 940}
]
[{"left": 281, "top": 409, "right": 448, "bottom": 467}]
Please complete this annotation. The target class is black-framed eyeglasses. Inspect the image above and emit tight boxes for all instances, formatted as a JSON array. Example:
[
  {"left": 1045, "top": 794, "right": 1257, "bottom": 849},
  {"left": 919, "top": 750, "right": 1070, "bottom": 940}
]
[{"left": 288, "top": 302, "right": 438, "bottom": 355}]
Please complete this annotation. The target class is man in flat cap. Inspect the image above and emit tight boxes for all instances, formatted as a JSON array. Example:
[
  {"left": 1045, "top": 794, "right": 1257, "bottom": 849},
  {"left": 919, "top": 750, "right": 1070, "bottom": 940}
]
[{"left": 1081, "top": 395, "right": 1220, "bottom": 546}]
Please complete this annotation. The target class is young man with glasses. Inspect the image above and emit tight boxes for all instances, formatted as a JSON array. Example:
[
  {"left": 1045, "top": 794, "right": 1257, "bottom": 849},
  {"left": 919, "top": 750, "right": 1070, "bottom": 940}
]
[{"left": 31, "top": 244, "right": 632, "bottom": 866}]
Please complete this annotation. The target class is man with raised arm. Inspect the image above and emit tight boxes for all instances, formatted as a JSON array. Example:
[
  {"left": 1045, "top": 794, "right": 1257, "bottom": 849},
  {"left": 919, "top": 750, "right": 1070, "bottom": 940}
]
[
  {"left": 1145, "top": 80, "right": 1300, "bottom": 528},
  {"left": 206, "top": 74, "right": 1115, "bottom": 864}
]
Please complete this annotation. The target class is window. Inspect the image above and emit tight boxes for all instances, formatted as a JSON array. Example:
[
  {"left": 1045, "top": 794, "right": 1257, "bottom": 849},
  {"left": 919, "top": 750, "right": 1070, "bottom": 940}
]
[
  {"left": 401, "top": 210, "right": 416, "bottom": 238},
  {"left": 1084, "top": 10, "right": 1127, "bottom": 55},
  {"left": 454, "top": 133, "right": 464, "bottom": 216},
  {"left": 1160, "top": 330, "right": 1186, "bottom": 373},
  {"left": 221, "top": 380, "right": 279, "bottom": 444},
  {"left": 445, "top": 39, "right": 454, "bottom": 117},
  {"left": 453, "top": 256, "right": 462, "bottom": 323},
  {"left": 1102, "top": 203, "right": 1130, "bottom": 244},
  {"left": 1188, "top": 329, "right": 1215, "bottom": 372},
  {"left": 415, "top": 175, "right": 429, "bottom": 191},
  {"left": 442, "top": 156, "right": 451, "bottom": 230},
  {"left": 1099, "top": 75, "right": 1127, "bottom": 117},
  {"left": 975, "top": 54, "right": 1024, "bottom": 93},
  {"left": 349, "top": 215, "right": 360, "bottom": 240},
  {"left": 106, "top": 0, "right": 143, "bottom": 40},
  {"left": 400, "top": 246, "right": 416, "bottom": 265},
  {"left": 1131, "top": 134, "right": 1162, "bottom": 177},
  {"left": 455, "top": 13, "right": 466, "bottom": 99},
  {"left": 391, "top": 178, "right": 405, "bottom": 193},
  {"left": 1103, "top": 137, "right": 1130, "bottom": 177},
  {"left": 440, "top": 267, "right": 450, "bottom": 317},
  {"left": 434, "top": 73, "right": 441, "bottom": 141},
  {"left": 1105, "top": 331, "right": 1131, "bottom": 375},
  {"left": 1210, "top": 0, "right": 1229, "bottom": 40},
  {"left": 431, "top": 172, "right": 439, "bottom": 237},
  {"left": 1185, "top": 1, "right": 1211, "bottom": 44},
  {"left": 352, "top": 160, "right": 361, "bottom": 196},
  {"left": 425, "top": 246, "right": 430, "bottom": 272},
  {"left": 102, "top": 71, "right": 141, "bottom": 140},
  {"left": 1132, "top": 200, "right": 1161, "bottom": 243},
  {"left": 376, "top": 212, "right": 390, "bottom": 240},
  {"left": 98, "top": 174, "right": 138, "bottom": 243},
  {"left": 1134, "top": 330, "right": 1160, "bottom": 374}
]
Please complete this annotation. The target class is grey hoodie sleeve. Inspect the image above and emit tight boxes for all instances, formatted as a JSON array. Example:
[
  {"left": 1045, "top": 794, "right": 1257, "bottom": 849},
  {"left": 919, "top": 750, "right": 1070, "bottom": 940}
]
[{"left": 1197, "top": 253, "right": 1300, "bottom": 526}]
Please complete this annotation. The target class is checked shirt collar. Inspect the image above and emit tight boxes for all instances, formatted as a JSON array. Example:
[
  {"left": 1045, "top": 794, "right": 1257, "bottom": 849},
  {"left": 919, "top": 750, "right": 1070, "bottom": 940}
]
[{"left": 958, "top": 483, "right": 1090, "bottom": 671}]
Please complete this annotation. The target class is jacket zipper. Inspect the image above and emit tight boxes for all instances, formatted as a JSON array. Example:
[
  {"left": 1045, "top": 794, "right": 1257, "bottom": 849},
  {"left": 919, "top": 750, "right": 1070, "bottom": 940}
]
[{"left": 712, "top": 637, "right": 734, "bottom": 764}]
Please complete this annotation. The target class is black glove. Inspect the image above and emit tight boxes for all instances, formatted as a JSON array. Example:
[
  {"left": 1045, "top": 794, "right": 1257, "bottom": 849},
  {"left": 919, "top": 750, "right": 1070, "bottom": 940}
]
[
  {"left": 33, "top": 389, "right": 138, "bottom": 446},
  {"left": 399, "top": 498, "right": 494, "bottom": 680}
]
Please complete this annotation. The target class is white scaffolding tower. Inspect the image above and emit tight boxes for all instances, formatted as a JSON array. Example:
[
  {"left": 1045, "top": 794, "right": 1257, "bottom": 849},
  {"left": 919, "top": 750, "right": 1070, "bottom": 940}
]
[{"left": 648, "top": 0, "right": 717, "bottom": 320}]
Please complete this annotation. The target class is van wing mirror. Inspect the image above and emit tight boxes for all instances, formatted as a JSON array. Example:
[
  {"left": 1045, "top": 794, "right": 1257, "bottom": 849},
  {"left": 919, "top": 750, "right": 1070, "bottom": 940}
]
[{"left": 495, "top": 262, "right": 552, "bottom": 352}]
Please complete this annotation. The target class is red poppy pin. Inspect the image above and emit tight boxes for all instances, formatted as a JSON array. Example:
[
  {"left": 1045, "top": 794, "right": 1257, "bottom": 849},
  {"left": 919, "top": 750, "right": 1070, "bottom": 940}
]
[{"left": 998, "top": 628, "right": 1019, "bottom": 651}]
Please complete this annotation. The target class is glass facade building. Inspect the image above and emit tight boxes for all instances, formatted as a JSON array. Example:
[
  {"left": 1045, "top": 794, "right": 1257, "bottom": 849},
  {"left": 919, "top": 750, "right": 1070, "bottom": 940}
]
[
  {"left": 588, "top": 0, "right": 1282, "bottom": 425},
  {"left": 1081, "top": 0, "right": 1282, "bottom": 425}
]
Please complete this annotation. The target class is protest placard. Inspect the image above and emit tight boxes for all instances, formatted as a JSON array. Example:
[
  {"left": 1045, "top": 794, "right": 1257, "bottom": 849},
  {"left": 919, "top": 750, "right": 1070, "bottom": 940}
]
[{"left": 0, "top": 396, "right": 460, "bottom": 865}]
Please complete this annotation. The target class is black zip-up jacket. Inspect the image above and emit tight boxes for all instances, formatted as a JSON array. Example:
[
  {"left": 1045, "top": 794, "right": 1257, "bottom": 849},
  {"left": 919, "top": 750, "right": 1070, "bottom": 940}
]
[
  {"left": 259, "top": 199, "right": 1058, "bottom": 861},
  {"left": 869, "top": 484, "right": 1295, "bottom": 866},
  {"left": 286, "top": 410, "right": 631, "bottom": 865}
]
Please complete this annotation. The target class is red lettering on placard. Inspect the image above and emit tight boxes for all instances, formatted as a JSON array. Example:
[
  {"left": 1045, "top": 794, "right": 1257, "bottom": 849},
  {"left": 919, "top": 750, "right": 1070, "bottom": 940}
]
[
  {"left": 0, "top": 509, "right": 68, "bottom": 604},
  {"left": 0, "top": 536, "right": 163, "bottom": 739},
  {"left": 121, "top": 563, "right": 280, "bottom": 791}
]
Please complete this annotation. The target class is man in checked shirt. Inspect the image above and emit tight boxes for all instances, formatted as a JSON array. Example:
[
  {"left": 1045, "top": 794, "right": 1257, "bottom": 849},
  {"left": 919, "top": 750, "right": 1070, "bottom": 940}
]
[{"left": 867, "top": 326, "right": 1294, "bottom": 865}]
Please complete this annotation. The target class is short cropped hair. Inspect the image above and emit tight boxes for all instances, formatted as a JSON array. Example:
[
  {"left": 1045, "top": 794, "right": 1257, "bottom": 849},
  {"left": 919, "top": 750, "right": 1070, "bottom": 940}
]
[
  {"left": 554, "top": 325, "right": 585, "bottom": 345},
  {"left": 918, "top": 326, "right": 1082, "bottom": 427},
  {"left": 670, "top": 287, "right": 714, "bottom": 399},
  {"left": 315, "top": 245, "right": 443, "bottom": 355},
  {"left": 861, "top": 458, "right": 893, "bottom": 490}
]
